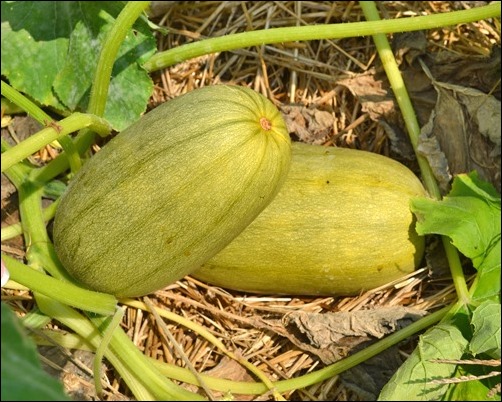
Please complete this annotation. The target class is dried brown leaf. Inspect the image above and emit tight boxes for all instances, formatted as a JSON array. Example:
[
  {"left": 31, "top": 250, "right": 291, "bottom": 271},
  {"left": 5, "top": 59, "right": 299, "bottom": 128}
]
[
  {"left": 281, "top": 307, "right": 426, "bottom": 364},
  {"left": 280, "top": 105, "right": 334, "bottom": 144},
  {"left": 417, "top": 61, "right": 501, "bottom": 193}
]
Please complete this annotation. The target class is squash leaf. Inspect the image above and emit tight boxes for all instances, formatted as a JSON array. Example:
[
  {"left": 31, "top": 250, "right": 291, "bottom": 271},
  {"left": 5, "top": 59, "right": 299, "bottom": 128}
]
[
  {"left": 410, "top": 171, "right": 501, "bottom": 301},
  {"left": 379, "top": 172, "right": 501, "bottom": 401},
  {"left": 378, "top": 323, "right": 469, "bottom": 401},
  {"left": 1, "top": 1, "right": 156, "bottom": 131},
  {"left": 470, "top": 300, "right": 501, "bottom": 359},
  {"left": 1, "top": 302, "right": 71, "bottom": 401},
  {"left": 443, "top": 362, "right": 501, "bottom": 402}
]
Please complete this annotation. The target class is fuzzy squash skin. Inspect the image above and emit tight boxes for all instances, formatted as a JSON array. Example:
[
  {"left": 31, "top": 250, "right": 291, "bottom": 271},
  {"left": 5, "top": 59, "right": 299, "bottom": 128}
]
[
  {"left": 53, "top": 85, "right": 291, "bottom": 297},
  {"left": 193, "top": 142, "right": 427, "bottom": 296}
]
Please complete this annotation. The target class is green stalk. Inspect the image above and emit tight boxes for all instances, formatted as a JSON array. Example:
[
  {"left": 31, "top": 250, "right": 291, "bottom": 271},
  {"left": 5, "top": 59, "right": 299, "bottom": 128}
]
[
  {"left": 1, "top": 111, "right": 111, "bottom": 172},
  {"left": 360, "top": 1, "right": 471, "bottom": 305},
  {"left": 1, "top": 80, "right": 54, "bottom": 125},
  {"left": 122, "top": 298, "right": 294, "bottom": 396},
  {"left": 89, "top": 313, "right": 205, "bottom": 401},
  {"left": 35, "top": 306, "right": 448, "bottom": 396},
  {"left": 16, "top": 179, "right": 71, "bottom": 281},
  {"left": 21, "top": 307, "right": 52, "bottom": 330},
  {"left": 28, "top": 132, "right": 100, "bottom": 185},
  {"left": 93, "top": 307, "right": 125, "bottom": 397},
  {"left": 1, "top": 81, "right": 83, "bottom": 174},
  {"left": 28, "top": 1, "right": 151, "bottom": 185},
  {"left": 86, "top": 1, "right": 151, "bottom": 117},
  {"left": 1, "top": 198, "right": 59, "bottom": 241},
  {"left": 3, "top": 254, "right": 116, "bottom": 316},
  {"left": 1, "top": 140, "right": 32, "bottom": 183},
  {"left": 2, "top": 150, "right": 117, "bottom": 317},
  {"left": 35, "top": 294, "right": 205, "bottom": 400},
  {"left": 144, "top": 3, "right": 500, "bottom": 72},
  {"left": 34, "top": 295, "right": 159, "bottom": 400},
  {"left": 1, "top": 96, "right": 25, "bottom": 115},
  {"left": 359, "top": 2, "right": 439, "bottom": 197}
]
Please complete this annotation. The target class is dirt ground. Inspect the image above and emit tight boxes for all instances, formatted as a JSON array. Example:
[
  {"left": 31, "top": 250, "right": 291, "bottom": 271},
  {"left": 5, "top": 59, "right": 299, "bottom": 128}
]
[{"left": 1, "top": 1, "right": 500, "bottom": 401}]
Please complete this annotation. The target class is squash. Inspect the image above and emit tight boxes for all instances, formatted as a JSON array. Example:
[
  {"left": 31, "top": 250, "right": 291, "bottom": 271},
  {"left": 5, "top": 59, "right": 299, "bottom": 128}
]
[
  {"left": 53, "top": 85, "right": 291, "bottom": 298},
  {"left": 192, "top": 142, "right": 427, "bottom": 296}
]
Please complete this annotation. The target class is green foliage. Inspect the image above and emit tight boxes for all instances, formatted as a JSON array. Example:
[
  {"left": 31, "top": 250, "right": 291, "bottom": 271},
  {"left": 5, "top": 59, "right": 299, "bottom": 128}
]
[
  {"left": 1, "top": 302, "right": 71, "bottom": 401},
  {"left": 379, "top": 324, "right": 469, "bottom": 400},
  {"left": 470, "top": 301, "right": 501, "bottom": 359},
  {"left": 412, "top": 171, "right": 501, "bottom": 301},
  {"left": 1, "top": 1, "right": 156, "bottom": 130},
  {"left": 379, "top": 172, "right": 501, "bottom": 401},
  {"left": 443, "top": 361, "right": 501, "bottom": 401}
]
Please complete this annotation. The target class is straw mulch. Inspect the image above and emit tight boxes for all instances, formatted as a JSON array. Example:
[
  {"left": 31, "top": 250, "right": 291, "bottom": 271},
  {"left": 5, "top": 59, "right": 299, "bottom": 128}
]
[{"left": 1, "top": 1, "right": 500, "bottom": 401}]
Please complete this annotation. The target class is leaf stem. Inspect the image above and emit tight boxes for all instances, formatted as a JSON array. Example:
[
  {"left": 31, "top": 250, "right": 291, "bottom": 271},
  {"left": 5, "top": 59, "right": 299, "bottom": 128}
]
[
  {"left": 359, "top": 2, "right": 440, "bottom": 198},
  {"left": 28, "top": 132, "right": 97, "bottom": 185},
  {"left": 89, "top": 313, "right": 206, "bottom": 400},
  {"left": 33, "top": 295, "right": 155, "bottom": 400},
  {"left": 30, "top": 1, "right": 151, "bottom": 186},
  {"left": 93, "top": 307, "right": 125, "bottom": 397},
  {"left": 360, "top": 1, "right": 472, "bottom": 305},
  {"left": 2, "top": 159, "right": 117, "bottom": 316},
  {"left": 143, "top": 3, "right": 500, "bottom": 72},
  {"left": 1, "top": 81, "right": 83, "bottom": 174},
  {"left": 1, "top": 112, "right": 112, "bottom": 172},
  {"left": 35, "top": 306, "right": 449, "bottom": 396},
  {"left": 126, "top": 297, "right": 284, "bottom": 399},
  {"left": 0, "top": 198, "right": 59, "bottom": 241},
  {"left": 87, "top": 1, "right": 151, "bottom": 117},
  {"left": 1, "top": 80, "right": 54, "bottom": 125},
  {"left": 441, "top": 237, "right": 472, "bottom": 305},
  {"left": 2, "top": 255, "right": 116, "bottom": 316}
]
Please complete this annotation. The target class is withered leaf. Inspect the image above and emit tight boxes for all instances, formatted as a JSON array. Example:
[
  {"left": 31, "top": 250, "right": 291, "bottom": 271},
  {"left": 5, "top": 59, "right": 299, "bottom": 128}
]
[
  {"left": 281, "top": 105, "right": 334, "bottom": 144},
  {"left": 282, "top": 306, "right": 426, "bottom": 365},
  {"left": 417, "top": 61, "right": 501, "bottom": 194}
]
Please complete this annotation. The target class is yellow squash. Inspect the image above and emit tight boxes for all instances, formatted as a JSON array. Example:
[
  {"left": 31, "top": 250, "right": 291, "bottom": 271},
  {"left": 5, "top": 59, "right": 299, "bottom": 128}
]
[
  {"left": 53, "top": 85, "right": 291, "bottom": 297},
  {"left": 193, "top": 142, "right": 427, "bottom": 295}
]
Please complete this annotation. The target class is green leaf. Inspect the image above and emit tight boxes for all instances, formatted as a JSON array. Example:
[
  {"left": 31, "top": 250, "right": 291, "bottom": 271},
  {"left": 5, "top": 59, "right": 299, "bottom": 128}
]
[
  {"left": 443, "top": 363, "right": 501, "bottom": 401},
  {"left": 378, "top": 323, "right": 469, "bottom": 401},
  {"left": 470, "top": 301, "right": 501, "bottom": 359},
  {"left": 385, "top": 172, "right": 502, "bottom": 401},
  {"left": 411, "top": 171, "right": 501, "bottom": 301},
  {"left": 1, "top": 302, "right": 71, "bottom": 401},
  {"left": 1, "top": 1, "right": 156, "bottom": 130}
]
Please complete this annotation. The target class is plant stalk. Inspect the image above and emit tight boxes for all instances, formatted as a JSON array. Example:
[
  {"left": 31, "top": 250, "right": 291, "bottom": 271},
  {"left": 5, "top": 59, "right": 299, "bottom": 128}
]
[
  {"left": 1, "top": 112, "right": 112, "bottom": 172},
  {"left": 144, "top": 3, "right": 500, "bottom": 72},
  {"left": 360, "top": 1, "right": 472, "bottom": 306}
]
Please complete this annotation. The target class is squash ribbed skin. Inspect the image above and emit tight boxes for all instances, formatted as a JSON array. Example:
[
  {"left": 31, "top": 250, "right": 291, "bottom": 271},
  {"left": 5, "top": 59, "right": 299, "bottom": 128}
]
[
  {"left": 53, "top": 85, "right": 291, "bottom": 297},
  {"left": 193, "top": 142, "right": 427, "bottom": 296}
]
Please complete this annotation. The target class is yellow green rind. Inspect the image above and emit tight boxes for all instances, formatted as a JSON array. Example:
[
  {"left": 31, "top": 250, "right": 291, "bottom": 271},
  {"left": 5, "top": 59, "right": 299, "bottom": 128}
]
[
  {"left": 193, "top": 141, "right": 427, "bottom": 296},
  {"left": 53, "top": 85, "right": 291, "bottom": 297}
]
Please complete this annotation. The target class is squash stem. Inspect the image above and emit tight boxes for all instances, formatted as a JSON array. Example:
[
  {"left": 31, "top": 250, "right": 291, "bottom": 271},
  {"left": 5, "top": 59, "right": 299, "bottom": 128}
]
[
  {"left": 1, "top": 112, "right": 112, "bottom": 172},
  {"left": 26, "top": 2, "right": 151, "bottom": 185},
  {"left": 1, "top": 81, "right": 82, "bottom": 174},
  {"left": 122, "top": 298, "right": 285, "bottom": 398},
  {"left": 87, "top": 1, "right": 151, "bottom": 117},
  {"left": 360, "top": 1, "right": 471, "bottom": 305},
  {"left": 2, "top": 255, "right": 116, "bottom": 316},
  {"left": 34, "top": 294, "right": 202, "bottom": 401},
  {"left": 33, "top": 306, "right": 448, "bottom": 396},
  {"left": 1, "top": 198, "right": 59, "bottom": 241},
  {"left": 93, "top": 307, "right": 125, "bottom": 397},
  {"left": 143, "top": 3, "right": 500, "bottom": 72},
  {"left": 2, "top": 160, "right": 116, "bottom": 315}
]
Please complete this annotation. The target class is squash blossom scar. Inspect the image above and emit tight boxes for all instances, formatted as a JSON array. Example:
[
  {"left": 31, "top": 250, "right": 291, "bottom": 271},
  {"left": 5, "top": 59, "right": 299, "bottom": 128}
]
[{"left": 260, "top": 117, "right": 272, "bottom": 131}]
